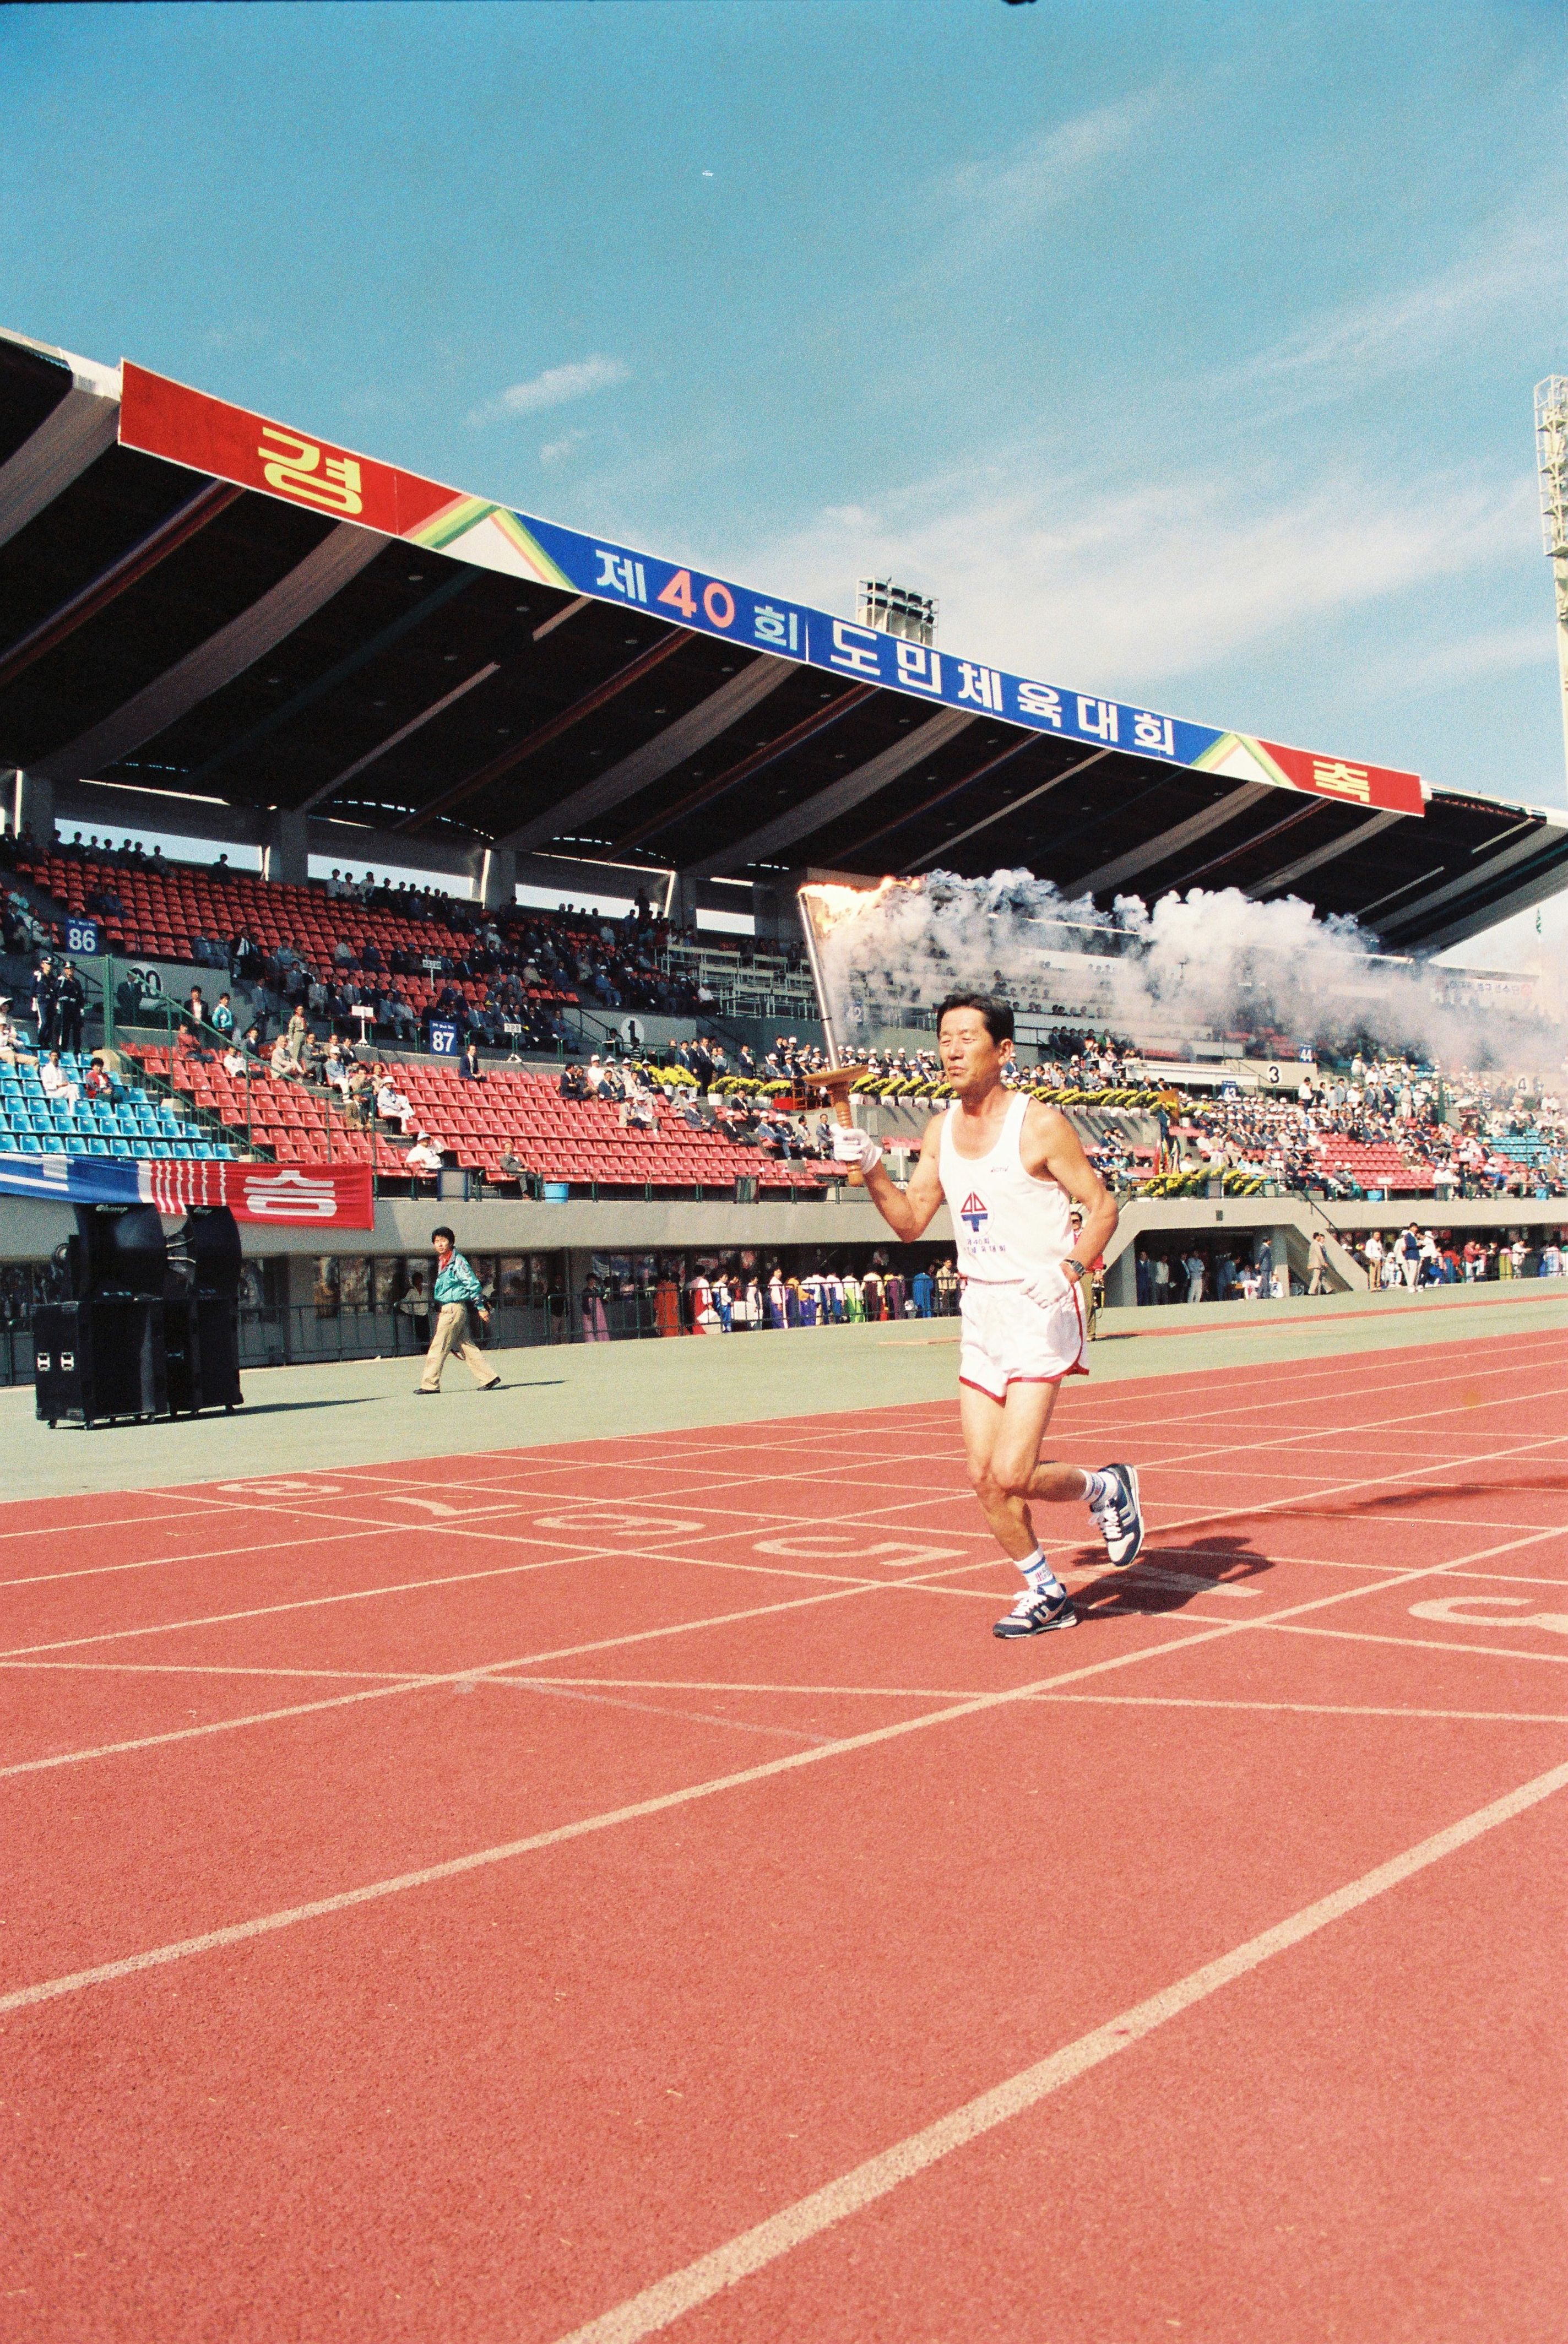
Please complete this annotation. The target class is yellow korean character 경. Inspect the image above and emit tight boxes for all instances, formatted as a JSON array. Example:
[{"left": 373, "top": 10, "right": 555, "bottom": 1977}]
[{"left": 258, "top": 427, "right": 365, "bottom": 516}]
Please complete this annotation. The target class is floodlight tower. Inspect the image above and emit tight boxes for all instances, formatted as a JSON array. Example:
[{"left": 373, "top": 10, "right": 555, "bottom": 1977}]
[
  {"left": 856, "top": 578, "right": 938, "bottom": 647},
  {"left": 1535, "top": 376, "right": 1568, "bottom": 782}
]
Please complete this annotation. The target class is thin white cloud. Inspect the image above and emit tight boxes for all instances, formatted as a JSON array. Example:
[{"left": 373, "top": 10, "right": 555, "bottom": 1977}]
[
  {"left": 1379, "top": 623, "right": 1555, "bottom": 692},
  {"left": 538, "top": 429, "right": 587, "bottom": 468},
  {"left": 467, "top": 355, "right": 628, "bottom": 428},
  {"left": 1238, "top": 209, "right": 1566, "bottom": 393},
  {"left": 937, "top": 87, "right": 1166, "bottom": 240},
  {"left": 740, "top": 454, "right": 1534, "bottom": 697}
]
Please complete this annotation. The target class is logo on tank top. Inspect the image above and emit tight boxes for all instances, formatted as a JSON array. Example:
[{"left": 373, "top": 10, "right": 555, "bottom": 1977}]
[{"left": 959, "top": 1192, "right": 989, "bottom": 1234}]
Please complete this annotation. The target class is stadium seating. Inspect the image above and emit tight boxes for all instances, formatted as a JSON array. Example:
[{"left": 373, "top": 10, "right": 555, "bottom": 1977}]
[
  {"left": 15, "top": 854, "right": 580, "bottom": 1024},
  {"left": 1311, "top": 1138, "right": 1435, "bottom": 1192},
  {"left": 379, "top": 1067, "right": 834, "bottom": 1191},
  {"left": 123, "top": 1054, "right": 833, "bottom": 1190},
  {"left": 0, "top": 1054, "right": 231, "bottom": 1161}
]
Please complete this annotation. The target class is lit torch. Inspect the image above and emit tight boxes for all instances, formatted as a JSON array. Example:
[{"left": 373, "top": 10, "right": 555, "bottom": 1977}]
[{"left": 796, "top": 877, "right": 911, "bottom": 1186}]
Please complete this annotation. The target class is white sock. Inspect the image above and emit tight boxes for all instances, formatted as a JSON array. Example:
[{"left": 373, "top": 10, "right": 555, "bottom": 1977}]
[
  {"left": 1020, "top": 1549, "right": 1066, "bottom": 1599},
  {"left": 1082, "top": 1468, "right": 1117, "bottom": 1510}
]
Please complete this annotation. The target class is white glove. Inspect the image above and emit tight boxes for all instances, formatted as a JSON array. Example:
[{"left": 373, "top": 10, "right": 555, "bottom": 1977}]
[
  {"left": 1018, "top": 1260, "right": 1072, "bottom": 1311},
  {"left": 832, "top": 1124, "right": 881, "bottom": 1172}
]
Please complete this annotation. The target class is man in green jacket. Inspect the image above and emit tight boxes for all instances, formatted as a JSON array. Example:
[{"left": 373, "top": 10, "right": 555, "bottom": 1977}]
[{"left": 416, "top": 1227, "right": 502, "bottom": 1393}]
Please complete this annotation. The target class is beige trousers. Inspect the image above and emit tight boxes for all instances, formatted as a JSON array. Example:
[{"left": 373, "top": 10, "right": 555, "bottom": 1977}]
[{"left": 420, "top": 1303, "right": 496, "bottom": 1389}]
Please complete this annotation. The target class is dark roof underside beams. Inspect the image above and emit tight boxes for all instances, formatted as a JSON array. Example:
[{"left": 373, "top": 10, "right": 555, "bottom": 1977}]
[{"left": 0, "top": 400, "right": 1559, "bottom": 951}]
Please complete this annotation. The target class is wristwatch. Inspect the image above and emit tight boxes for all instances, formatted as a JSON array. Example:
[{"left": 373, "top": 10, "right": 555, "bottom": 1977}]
[{"left": 1063, "top": 1255, "right": 1087, "bottom": 1280}]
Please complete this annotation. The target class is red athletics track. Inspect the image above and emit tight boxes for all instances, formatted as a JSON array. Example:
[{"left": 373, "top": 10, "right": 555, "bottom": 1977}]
[{"left": 1, "top": 1322, "right": 1565, "bottom": 2343}]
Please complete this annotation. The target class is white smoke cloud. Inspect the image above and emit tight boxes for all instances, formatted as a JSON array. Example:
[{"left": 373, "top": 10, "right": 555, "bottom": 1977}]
[{"left": 812, "top": 869, "right": 1564, "bottom": 1074}]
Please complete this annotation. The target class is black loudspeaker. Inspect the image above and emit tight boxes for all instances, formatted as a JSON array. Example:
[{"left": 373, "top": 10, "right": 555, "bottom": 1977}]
[
  {"left": 161, "top": 1298, "right": 202, "bottom": 1417},
  {"left": 34, "top": 1299, "right": 167, "bottom": 1428},
  {"left": 182, "top": 1208, "right": 242, "bottom": 1301},
  {"left": 68, "top": 1203, "right": 169, "bottom": 1300},
  {"left": 167, "top": 1209, "right": 244, "bottom": 1413}
]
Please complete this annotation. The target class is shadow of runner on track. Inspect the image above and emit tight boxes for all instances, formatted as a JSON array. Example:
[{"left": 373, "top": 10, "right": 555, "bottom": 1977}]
[{"left": 1071, "top": 1530, "right": 1273, "bottom": 1619}]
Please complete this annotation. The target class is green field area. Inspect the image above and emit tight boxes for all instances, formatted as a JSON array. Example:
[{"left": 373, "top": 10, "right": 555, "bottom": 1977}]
[{"left": 9, "top": 1281, "right": 1567, "bottom": 1501}]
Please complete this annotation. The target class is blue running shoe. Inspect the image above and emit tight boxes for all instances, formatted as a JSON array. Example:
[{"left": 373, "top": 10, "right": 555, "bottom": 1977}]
[
  {"left": 1091, "top": 1462, "right": 1143, "bottom": 1567},
  {"left": 993, "top": 1586, "right": 1078, "bottom": 1638}
]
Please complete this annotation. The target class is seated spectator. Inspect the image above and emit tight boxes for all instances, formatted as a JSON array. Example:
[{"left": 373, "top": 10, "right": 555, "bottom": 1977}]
[
  {"left": 584, "top": 1055, "right": 607, "bottom": 1092},
  {"left": 377, "top": 1075, "right": 414, "bottom": 1130},
  {"left": 321, "top": 1040, "right": 351, "bottom": 1094},
  {"left": 269, "top": 1035, "right": 296, "bottom": 1081},
  {"left": 497, "top": 1146, "right": 529, "bottom": 1182},
  {"left": 345, "top": 1064, "right": 376, "bottom": 1125},
  {"left": 40, "top": 1050, "right": 79, "bottom": 1105},
  {"left": 560, "top": 1064, "right": 588, "bottom": 1100},
  {"left": 404, "top": 1132, "right": 444, "bottom": 1188},
  {"left": 621, "top": 1093, "right": 657, "bottom": 1131},
  {"left": 83, "top": 1056, "right": 116, "bottom": 1101},
  {"left": 459, "top": 1039, "right": 485, "bottom": 1082},
  {"left": 0, "top": 1007, "right": 36, "bottom": 1068},
  {"left": 223, "top": 1043, "right": 251, "bottom": 1079}
]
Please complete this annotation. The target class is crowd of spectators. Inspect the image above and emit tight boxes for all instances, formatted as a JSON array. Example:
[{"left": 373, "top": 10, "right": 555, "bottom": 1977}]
[
  {"left": 0, "top": 828, "right": 726, "bottom": 1054},
  {"left": 1161, "top": 1055, "right": 1568, "bottom": 1201},
  {"left": 1132, "top": 1223, "right": 1565, "bottom": 1306}
]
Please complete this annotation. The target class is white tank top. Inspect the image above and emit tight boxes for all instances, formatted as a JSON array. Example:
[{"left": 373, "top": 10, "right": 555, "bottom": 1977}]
[{"left": 938, "top": 1092, "right": 1075, "bottom": 1284}]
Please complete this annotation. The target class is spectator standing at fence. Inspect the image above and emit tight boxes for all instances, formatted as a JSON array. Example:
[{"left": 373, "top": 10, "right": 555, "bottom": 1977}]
[
  {"left": 911, "top": 1263, "right": 934, "bottom": 1317},
  {"left": 415, "top": 1228, "right": 501, "bottom": 1393},
  {"left": 581, "top": 1276, "right": 610, "bottom": 1341},
  {"left": 1152, "top": 1254, "right": 1170, "bottom": 1306},
  {"left": 55, "top": 963, "right": 85, "bottom": 1055},
  {"left": 31, "top": 955, "right": 57, "bottom": 1049},
  {"left": 1184, "top": 1250, "right": 1205, "bottom": 1304}
]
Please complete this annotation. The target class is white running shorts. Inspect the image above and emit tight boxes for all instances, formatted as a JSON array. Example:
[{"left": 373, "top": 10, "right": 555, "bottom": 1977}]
[{"left": 958, "top": 1278, "right": 1088, "bottom": 1403}]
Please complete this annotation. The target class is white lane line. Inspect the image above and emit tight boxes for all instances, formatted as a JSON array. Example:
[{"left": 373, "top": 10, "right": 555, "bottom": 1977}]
[
  {"left": 0, "top": 1587, "right": 890, "bottom": 1786},
  {"left": 0, "top": 1524, "right": 378, "bottom": 1595},
  {"left": 526, "top": 1677, "right": 980, "bottom": 1701},
  {"left": 0, "top": 1659, "right": 418, "bottom": 1681},
  {"left": 4, "top": 1474, "right": 1563, "bottom": 1791},
  {"left": 548, "top": 1757, "right": 1568, "bottom": 2344},
  {"left": 1031, "top": 1691, "right": 1568, "bottom": 1726},
  {"left": 10, "top": 1404, "right": 1561, "bottom": 1672},
  {"left": 0, "top": 1532, "right": 893, "bottom": 1666},
  {"left": 1261, "top": 1621, "right": 1568, "bottom": 1667},
  {"left": 0, "top": 1506, "right": 221, "bottom": 1548},
  {"left": 482, "top": 1679, "right": 834, "bottom": 1746},
  {"left": 0, "top": 1680, "right": 441, "bottom": 1781},
  {"left": 1, "top": 1521, "right": 1558, "bottom": 2012}
]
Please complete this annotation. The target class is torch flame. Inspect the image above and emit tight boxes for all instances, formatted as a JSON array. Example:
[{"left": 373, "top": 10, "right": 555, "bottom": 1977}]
[{"left": 796, "top": 875, "right": 912, "bottom": 943}]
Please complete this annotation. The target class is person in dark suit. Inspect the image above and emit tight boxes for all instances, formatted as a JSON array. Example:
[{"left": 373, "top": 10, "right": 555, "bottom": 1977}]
[{"left": 54, "top": 962, "right": 85, "bottom": 1055}]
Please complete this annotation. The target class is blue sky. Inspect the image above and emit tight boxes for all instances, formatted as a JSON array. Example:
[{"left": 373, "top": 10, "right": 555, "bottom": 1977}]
[{"left": 2, "top": 0, "right": 1565, "bottom": 953}]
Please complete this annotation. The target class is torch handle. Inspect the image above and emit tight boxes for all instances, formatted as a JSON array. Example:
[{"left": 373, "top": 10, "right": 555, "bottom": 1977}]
[{"left": 815, "top": 1064, "right": 863, "bottom": 1187}]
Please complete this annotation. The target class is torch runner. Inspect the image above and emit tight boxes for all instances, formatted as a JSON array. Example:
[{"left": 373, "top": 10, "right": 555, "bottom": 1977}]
[{"left": 795, "top": 874, "right": 1143, "bottom": 1642}]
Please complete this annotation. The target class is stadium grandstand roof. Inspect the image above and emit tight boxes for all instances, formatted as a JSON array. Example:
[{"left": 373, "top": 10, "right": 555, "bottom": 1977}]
[{"left": 1, "top": 322, "right": 1564, "bottom": 953}]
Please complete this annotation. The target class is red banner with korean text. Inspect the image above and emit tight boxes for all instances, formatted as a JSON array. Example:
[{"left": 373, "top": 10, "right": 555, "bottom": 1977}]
[
  {"left": 141, "top": 1160, "right": 375, "bottom": 1229},
  {"left": 1256, "top": 737, "right": 1425, "bottom": 818},
  {"left": 118, "top": 362, "right": 456, "bottom": 540}
]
